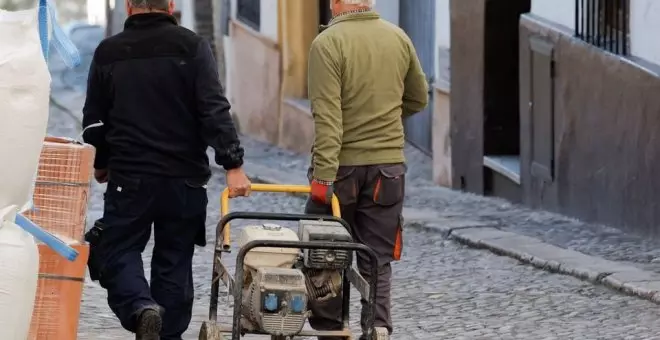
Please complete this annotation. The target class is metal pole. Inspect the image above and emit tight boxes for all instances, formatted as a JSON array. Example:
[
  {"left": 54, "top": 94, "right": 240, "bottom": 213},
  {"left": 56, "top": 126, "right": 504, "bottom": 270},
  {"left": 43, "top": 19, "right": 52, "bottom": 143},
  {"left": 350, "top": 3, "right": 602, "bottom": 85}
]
[
  {"left": 621, "top": 0, "right": 628, "bottom": 55},
  {"left": 105, "top": 0, "right": 113, "bottom": 38}
]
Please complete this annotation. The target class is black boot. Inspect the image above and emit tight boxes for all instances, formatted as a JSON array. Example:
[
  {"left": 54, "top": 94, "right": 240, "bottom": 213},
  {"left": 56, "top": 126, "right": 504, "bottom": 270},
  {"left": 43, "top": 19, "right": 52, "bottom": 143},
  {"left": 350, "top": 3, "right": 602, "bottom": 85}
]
[{"left": 135, "top": 307, "right": 162, "bottom": 340}]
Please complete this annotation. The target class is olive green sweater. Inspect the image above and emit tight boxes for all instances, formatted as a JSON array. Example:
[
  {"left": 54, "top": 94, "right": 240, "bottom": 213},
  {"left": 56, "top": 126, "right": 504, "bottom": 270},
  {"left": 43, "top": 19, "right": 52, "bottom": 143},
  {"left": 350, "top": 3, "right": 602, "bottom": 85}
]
[{"left": 308, "top": 11, "right": 429, "bottom": 181}]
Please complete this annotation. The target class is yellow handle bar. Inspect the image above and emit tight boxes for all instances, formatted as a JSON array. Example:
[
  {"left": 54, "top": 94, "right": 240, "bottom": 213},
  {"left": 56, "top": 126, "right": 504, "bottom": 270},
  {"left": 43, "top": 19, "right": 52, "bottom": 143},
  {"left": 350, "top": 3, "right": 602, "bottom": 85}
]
[{"left": 220, "top": 184, "right": 341, "bottom": 250}]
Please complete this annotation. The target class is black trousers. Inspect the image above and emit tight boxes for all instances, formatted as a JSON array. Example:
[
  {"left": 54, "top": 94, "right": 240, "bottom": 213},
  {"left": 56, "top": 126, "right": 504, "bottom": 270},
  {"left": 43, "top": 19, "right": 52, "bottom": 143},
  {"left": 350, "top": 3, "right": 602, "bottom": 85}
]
[{"left": 88, "top": 171, "right": 208, "bottom": 339}]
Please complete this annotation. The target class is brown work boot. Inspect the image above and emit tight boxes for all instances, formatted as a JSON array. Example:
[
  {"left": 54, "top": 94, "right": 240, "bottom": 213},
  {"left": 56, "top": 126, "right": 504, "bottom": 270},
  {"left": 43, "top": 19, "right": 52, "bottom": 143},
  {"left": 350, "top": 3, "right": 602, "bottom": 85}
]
[{"left": 135, "top": 308, "right": 162, "bottom": 340}]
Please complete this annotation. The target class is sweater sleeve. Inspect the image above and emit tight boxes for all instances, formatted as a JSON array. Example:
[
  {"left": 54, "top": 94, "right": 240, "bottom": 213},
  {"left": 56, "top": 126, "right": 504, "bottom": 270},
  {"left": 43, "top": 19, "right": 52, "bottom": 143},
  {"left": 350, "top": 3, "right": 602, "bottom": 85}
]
[
  {"left": 402, "top": 39, "right": 429, "bottom": 118},
  {"left": 308, "top": 36, "right": 343, "bottom": 182}
]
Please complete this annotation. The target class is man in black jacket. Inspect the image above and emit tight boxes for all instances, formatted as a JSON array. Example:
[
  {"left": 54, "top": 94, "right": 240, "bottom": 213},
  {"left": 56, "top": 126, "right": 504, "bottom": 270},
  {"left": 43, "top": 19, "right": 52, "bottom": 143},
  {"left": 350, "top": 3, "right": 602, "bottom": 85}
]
[{"left": 81, "top": 0, "right": 250, "bottom": 338}]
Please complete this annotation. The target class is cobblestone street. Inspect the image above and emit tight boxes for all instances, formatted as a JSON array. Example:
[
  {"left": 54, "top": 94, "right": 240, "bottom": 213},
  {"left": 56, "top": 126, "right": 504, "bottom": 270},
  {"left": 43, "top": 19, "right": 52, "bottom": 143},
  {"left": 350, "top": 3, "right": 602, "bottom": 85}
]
[
  {"left": 47, "top": 72, "right": 660, "bottom": 339},
  {"left": 74, "top": 172, "right": 660, "bottom": 340}
]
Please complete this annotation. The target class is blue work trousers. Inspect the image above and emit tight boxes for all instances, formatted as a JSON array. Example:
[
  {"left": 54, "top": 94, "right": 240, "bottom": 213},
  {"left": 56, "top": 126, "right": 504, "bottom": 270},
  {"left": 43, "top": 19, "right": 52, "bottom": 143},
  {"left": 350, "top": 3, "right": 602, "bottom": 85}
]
[{"left": 88, "top": 171, "right": 208, "bottom": 339}]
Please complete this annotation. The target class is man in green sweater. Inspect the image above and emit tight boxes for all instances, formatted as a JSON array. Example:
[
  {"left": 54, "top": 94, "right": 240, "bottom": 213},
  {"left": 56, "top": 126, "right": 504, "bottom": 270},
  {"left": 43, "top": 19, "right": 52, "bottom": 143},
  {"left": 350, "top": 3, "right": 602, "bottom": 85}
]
[{"left": 305, "top": 0, "right": 429, "bottom": 339}]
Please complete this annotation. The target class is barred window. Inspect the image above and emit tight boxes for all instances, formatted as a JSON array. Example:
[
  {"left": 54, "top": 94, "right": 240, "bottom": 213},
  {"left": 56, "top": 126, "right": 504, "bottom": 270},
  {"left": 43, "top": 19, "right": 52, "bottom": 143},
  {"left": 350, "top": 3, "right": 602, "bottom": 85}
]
[
  {"left": 575, "top": 0, "right": 630, "bottom": 55},
  {"left": 237, "top": 0, "right": 260, "bottom": 31}
]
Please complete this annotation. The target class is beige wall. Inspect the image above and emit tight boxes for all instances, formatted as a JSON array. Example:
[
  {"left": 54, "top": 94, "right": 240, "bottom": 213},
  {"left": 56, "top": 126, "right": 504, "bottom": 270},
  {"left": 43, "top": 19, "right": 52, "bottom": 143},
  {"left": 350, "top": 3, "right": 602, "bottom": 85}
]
[
  {"left": 432, "top": 85, "right": 452, "bottom": 187},
  {"left": 279, "top": 98, "right": 315, "bottom": 153},
  {"left": 228, "top": 21, "right": 281, "bottom": 143},
  {"left": 227, "top": 0, "right": 320, "bottom": 150}
]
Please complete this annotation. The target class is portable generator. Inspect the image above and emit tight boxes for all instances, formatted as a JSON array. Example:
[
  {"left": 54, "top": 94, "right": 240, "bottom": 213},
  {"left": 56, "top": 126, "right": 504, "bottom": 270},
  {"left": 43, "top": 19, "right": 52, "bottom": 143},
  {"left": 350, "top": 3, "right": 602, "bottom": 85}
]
[{"left": 198, "top": 184, "right": 389, "bottom": 340}]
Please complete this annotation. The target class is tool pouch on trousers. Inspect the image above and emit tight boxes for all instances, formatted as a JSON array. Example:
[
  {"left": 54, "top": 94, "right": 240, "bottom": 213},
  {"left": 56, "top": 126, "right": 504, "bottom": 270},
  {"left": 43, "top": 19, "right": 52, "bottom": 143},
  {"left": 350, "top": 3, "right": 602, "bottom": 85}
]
[{"left": 85, "top": 219, "right": 106, "bottom": 281}]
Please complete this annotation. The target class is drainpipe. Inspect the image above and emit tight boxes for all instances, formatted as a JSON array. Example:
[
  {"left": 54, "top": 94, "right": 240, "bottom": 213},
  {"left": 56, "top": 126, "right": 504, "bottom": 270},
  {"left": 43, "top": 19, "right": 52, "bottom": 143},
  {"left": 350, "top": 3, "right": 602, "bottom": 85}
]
[{"left": 105, "top": 0, "right": 112, "bottom": 37}]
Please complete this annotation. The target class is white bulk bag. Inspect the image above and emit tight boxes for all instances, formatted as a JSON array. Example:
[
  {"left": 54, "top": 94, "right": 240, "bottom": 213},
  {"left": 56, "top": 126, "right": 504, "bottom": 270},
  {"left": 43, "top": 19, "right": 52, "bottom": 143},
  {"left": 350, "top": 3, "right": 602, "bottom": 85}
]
[
  {"left": 0, "top": 206, "right": 39, "bottom": 340},
  {"left": 0, "top": 2, "right": 52, "bottom": 214},
  {"left": 0, "top": 3, "right": 48, "bottom": 337},
  {"left": 0, "top": 1, "right": 81, "bottom": 339},
  {"left": 0, "top": 0, "right": 80, "bottom": 215}
]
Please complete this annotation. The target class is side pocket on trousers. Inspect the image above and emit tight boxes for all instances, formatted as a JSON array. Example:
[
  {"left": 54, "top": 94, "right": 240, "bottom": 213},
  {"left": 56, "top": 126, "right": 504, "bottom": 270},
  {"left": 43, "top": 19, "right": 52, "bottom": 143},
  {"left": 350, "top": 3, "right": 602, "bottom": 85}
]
[
  {"left": 373, "top": 164, "right": 406, "bottom": 206},
  {"left": 86, "top": 219, "right": 107, "bottom": 282},
  {"left": 393, "top": 214, "right": 404, "bottom": 261},
  {"left": 333, "top": 166, "right": 358, "bottom": 206},
  {"left": 104, "top": 173, "right": 141, "bottom": 216},
  {"left": 184, "top": 178, "right": 209, "bottom": 247}
]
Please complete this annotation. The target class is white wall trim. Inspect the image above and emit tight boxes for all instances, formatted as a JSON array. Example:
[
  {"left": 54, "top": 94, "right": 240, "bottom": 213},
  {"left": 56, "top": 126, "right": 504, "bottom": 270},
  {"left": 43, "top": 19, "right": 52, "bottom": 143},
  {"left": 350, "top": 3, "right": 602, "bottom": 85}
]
[
  {"left": 435, "top": 0, "right": 450, "bottom": 84},
  {"left": 630, "top": 0, "right": 660, "bottom": 66},
  {"left": 530, "top": 0, "right": 575, "bottom": 31}
]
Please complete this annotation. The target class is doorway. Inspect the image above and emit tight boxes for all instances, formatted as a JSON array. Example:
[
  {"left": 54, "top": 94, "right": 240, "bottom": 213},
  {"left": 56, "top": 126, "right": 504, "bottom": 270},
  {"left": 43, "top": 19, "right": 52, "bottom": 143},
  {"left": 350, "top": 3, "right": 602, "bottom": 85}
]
[{"left": 481, "top": 0, "right": 531, "bottom": 203}]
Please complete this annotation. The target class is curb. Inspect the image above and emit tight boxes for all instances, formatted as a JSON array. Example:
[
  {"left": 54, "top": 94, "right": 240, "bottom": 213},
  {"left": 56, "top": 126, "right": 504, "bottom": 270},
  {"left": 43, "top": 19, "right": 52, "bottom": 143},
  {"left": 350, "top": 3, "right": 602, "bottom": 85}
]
[
  {"left": 242, "top": 165, "right": 660, "bottom": 306},
  {"left": 443, "top": 225, "right": 660, "bottom": 305}
]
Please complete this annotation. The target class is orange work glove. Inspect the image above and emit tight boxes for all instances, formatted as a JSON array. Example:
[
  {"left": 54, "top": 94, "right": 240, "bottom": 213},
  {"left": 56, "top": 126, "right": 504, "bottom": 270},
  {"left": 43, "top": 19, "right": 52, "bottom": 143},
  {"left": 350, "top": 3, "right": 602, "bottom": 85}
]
[{"left": 310, "top": 179, "right": 334, "bottom": 205}]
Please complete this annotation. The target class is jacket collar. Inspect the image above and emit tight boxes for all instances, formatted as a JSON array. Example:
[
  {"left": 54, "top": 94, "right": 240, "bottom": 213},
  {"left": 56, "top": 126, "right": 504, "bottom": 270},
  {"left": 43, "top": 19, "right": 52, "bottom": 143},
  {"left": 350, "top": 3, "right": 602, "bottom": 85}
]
[
  {"left": 319, "top": 10, "right": 380, "bottom": 32},
  {"left": 124, "top": 12, "right": 178, "bottom": 30}
]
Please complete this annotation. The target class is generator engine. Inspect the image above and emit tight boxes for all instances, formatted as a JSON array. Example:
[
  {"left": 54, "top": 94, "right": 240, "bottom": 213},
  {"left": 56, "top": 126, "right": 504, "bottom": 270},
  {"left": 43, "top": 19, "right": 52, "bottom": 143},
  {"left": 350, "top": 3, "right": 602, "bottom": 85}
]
[
  {"left": 238, "top": 224, "right": 307, "bottom": 336},
  {"left": 298, "top": 220, "right": 353, "bottom": 302}
]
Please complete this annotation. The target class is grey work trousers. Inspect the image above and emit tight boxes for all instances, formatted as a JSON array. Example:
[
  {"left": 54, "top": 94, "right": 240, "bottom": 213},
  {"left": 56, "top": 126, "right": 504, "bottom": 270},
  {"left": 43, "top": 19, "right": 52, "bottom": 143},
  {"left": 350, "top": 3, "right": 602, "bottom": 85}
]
[{"left": 305, "top": 163, "right": 406, "bottom": 340}]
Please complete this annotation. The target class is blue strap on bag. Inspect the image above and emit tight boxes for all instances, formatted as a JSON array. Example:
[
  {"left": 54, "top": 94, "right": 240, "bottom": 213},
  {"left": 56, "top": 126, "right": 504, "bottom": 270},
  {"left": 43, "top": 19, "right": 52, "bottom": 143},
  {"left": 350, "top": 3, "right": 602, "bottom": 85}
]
[
  {"left": 38, "top": 0, "right": 82, "bottom": 67},
  {"left": 38, "top": 0, "right": 49, "bottom": 59},
  {"left": 13, "top": 0, "right": 82, "bottom": 262}
]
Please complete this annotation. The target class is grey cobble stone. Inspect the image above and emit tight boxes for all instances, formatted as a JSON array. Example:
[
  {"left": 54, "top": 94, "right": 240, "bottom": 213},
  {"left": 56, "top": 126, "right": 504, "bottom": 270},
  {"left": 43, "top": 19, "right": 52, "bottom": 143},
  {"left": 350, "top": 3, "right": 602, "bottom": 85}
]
[{"left": 75, "top": 173, "right": 660, "bottom": 339}]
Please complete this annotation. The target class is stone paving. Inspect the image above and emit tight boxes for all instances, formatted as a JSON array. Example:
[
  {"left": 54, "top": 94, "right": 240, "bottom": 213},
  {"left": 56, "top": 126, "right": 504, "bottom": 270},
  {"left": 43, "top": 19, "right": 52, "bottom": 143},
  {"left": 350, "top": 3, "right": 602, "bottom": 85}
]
[{"left": 45, "top": 64, "right": 660, "bottom": 339}]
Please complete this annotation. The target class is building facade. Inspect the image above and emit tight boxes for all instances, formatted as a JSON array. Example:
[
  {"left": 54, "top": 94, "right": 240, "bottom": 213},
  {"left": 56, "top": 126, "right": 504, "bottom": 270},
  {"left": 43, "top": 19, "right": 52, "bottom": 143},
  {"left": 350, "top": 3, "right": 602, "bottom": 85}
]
[
  {"left": 223, "top": 0, "right": 450, "bottom": 160},
  {"left": 451, "top": 0, "right": 660, "bottom": 236}
]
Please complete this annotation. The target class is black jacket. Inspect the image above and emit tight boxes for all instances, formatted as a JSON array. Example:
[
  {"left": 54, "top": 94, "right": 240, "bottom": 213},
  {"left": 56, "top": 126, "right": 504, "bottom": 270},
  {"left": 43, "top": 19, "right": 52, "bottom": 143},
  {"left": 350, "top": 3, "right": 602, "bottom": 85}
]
[{"left": 82, "top": 13, "right": 243, "bottom": 178}]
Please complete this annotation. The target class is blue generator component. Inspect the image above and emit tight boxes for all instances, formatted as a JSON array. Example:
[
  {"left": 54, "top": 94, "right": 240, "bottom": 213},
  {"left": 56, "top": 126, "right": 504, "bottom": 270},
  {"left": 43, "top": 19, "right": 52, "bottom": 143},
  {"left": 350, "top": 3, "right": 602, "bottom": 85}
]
[
  {"left": 290, "top": 295, "right": 305, "bottom": 314},
  {"left": 263, "top": 293, "right": 279, "bottom": 312}
]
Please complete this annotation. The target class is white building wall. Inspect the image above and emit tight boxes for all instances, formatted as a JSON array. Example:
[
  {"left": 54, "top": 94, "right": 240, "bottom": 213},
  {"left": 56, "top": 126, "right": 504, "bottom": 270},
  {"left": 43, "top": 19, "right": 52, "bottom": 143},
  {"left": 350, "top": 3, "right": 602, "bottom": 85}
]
[
  {"left": 259, "top": 0, "right": 278, "bottom": 41},
  {"left": 530, "top": 0, "right": 575, "bottom": 31},
  {"left": 435, "top": 0, "right": 450, "bottom": 86},
  {"left": 630, "top": 0, "right": 660, "bottom": 66},
  {"left": 530, "top": 0, "right": 660, "bottom": 66},
  {"left": 374, "top": 0, "right": 399, "bottom": 26},
  {"left": 178, "top": 0, "right": 195, "bottom": 31},
  {"left": 87, "top": 0, "right": 106, "bottom": 25}
]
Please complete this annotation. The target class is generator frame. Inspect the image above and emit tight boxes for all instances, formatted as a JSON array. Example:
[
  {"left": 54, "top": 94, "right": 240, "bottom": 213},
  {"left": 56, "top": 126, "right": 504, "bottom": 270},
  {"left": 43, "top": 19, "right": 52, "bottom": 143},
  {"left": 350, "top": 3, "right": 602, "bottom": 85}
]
[{"left": 199, "top": 184, "right": 380, "bottom": 340}]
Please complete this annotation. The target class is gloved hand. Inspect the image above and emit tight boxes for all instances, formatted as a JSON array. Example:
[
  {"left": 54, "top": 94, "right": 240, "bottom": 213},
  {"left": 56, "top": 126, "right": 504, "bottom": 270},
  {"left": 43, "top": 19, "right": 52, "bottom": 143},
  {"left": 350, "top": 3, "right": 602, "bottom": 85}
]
[{"left": 310, "top": 179, "right": 334, "bottom": 205}]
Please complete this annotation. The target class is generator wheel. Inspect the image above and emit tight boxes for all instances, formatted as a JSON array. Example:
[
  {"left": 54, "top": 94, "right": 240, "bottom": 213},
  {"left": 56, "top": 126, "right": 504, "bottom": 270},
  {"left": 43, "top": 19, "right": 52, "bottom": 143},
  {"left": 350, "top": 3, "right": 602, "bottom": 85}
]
[
  {"left": 199, "top": 321, "right": 224, "bottom": 340},
  {"left": 372, "top": 327, "right": 389, "bottom": 340}
]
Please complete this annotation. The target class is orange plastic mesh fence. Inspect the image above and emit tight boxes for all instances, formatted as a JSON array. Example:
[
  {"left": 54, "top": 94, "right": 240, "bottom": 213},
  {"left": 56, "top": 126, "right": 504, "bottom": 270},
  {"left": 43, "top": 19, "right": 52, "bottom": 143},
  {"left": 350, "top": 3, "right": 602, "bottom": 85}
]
[
  {"left": 23, "top": 137, "right": 95, "bottom": 241},
  {"left": 25, "top": 137, "right": 95, "bottom": 340}
]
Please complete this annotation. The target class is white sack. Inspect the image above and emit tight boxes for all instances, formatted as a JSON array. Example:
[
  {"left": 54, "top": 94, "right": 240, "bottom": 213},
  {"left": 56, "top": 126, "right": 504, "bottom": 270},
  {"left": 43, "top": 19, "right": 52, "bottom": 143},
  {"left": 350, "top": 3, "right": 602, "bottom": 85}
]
[
  {"left": 0, "top": 205, "right": 39, "bottom": 340},
  {"left": 0, "top": 6, "right": 52, "bottom": 215}
]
